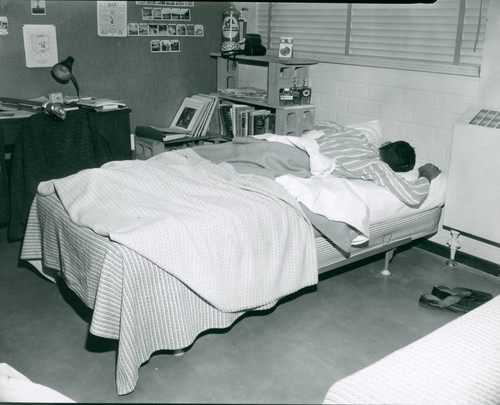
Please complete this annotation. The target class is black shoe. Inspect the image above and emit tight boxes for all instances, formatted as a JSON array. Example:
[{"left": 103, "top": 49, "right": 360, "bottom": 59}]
[{"left": 431, "top": 285, "right": 493, "bottom": 302}]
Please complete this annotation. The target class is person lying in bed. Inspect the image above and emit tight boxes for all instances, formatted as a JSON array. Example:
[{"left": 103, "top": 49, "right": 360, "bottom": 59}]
[{"left": 304, "top": 123, "right": 441, "bottom": 207}]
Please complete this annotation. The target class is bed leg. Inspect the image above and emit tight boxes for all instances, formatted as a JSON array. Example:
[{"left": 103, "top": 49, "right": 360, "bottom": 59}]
[
  {"left": 173, "top": 349, "right": 185, "bottom": 357},
  {"left": 446, "top": 229, "right": 461, "bottom": 267},
  {"left": 381, "top": 249, "right": 395, "bottom": 276}
]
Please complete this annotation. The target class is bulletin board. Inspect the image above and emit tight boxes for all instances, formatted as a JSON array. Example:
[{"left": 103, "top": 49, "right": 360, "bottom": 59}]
[{"left": 0, "top": 0, "right": 228, "bottom": 130}]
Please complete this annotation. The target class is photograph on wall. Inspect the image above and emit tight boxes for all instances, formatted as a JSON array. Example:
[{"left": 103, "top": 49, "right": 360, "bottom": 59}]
[
  {"left": 139, "top": 23, "right": 149, "bottom": 35},
  {"left": 167, "top": 24, "right": 177, "bottom": 35},
  {"left": 150, "top": 39, "right": 180, "bottom": 53},
  {"left": 170, "top": 39, "right": 180, "bottom": 51},
  {"left": 194, "top": 24, "right": 204, "bottom": 36},
  {"left": 31, "top": 0, "right": 46, "bottom": 15},
  {"left": 176, "top": 24, "right": 186, "bottom": 36},
  {"left": 142, "top": 7, "right": 191, "bottom": 21},
  {"left": 128, "top": 23, "right": 139, "bottom": 36},
  {"left": 150, "top": 39, "right": 161, "bottom": 52},
  {"left": 149, "top": 24, "right": 159, "bottom": 35},
  {"left": 22, "top": 24, "right": 58, "bottom": 68},
  {"left": 161, "top": 40, "right": 171, "bottom": 52},
  {"left": 136, "top": 1, "right": 194, "bottom": 6},
  {"left": 142, "top": 7, "right": 152, "bottom": 20},
  {"left": 152, "top": 7, "right": 162, "bottom": 19},
  {"left": 97, "top": 1, "right": 127, "bottom": 37},
  {"left": 159, "top": 24, "right": 168, "bottom": 35},
  {"left": 0, "top": 17, "right": 8, "bottom": 35}
]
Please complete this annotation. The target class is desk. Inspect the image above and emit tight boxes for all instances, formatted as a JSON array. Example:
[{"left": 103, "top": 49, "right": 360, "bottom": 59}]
[
  {"left": 0, "top": 108, "right": 132, "bottom": 227},
  {"left": 0, "top": 107, "right": 132, "bottom": 160}
]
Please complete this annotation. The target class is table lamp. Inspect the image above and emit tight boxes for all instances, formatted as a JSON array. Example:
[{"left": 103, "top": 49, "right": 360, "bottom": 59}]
[{"left": 51, "top": 56, "right": 81, "bottom": 102}]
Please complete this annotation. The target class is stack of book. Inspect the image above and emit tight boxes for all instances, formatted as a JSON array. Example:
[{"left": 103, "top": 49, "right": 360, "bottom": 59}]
[
  {"left": 218, "top": 101, "right": 275, "bottom": 138},
  {"left": 217, "top": 87, "right": 267, "bottom": 101},
  {"left": 155, "top": 93, "right": 218, "bottom": 141},
  {"left": 77, "top": 98, "right": 127, "bottom": 111}
]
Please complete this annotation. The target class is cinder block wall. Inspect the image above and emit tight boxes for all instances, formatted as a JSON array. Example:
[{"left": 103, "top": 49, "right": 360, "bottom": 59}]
[{"left": 238, "top": 2, "right": 500, "bottom": 264}]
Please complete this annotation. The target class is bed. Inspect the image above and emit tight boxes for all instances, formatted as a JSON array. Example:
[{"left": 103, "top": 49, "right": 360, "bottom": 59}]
[{"left": 19, "top": 120, "right": 447, "bottom": 395}]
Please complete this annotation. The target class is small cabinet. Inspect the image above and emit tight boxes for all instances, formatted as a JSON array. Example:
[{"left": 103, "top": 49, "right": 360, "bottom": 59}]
[{"left": 211, "top": 53, "right": 317, "bottom": 136}]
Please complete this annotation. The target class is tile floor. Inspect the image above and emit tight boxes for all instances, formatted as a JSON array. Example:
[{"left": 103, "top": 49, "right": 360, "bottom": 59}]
[{"left": 1, "top": 227, "right": 499, "bottom": 403}]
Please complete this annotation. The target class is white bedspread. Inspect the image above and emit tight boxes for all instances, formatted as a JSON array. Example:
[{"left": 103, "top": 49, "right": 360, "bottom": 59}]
[{"left": 37, "top": 149, "right": 318, "bottom": 312}]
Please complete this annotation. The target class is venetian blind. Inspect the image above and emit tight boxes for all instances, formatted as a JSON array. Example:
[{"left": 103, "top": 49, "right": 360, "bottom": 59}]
[{"left": 256, "top": 0, "right": 488, "bottom": 76}]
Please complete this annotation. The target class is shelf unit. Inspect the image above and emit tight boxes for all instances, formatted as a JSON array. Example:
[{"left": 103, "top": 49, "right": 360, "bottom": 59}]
[{"left": 210, "top": 53, "right": 317, "bottom": 136}]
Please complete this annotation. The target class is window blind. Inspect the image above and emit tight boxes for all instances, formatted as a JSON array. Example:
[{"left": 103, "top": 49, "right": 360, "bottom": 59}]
[{"left": 256, "top": 0, "right": 488, "bottom": 77}]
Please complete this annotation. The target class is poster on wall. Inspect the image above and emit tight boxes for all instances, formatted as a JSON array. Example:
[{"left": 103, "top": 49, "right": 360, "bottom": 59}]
[
  {"left": 0, "top": 17, "right": 8, "bottom": 35},
  {"left": 31, "top": 0, "right": 46, "bottom": 15},
  {"left": 22, "top": 24, "right": 58, "bottom": 68},
  {"left": 97, "top": 1, "right": 127, "bottom": 37}
]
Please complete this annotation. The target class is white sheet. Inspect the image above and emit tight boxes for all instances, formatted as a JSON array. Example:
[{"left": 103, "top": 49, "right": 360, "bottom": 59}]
[
  {"left": 0, "top": 363, "right": 75, "bottom": 403},
  {"left": 276, "top": 174, "right": 370, "bottom": 244},
  {"left": 254, "top": 133, "right": 335, "bottom": 176},
  {"left": 276, "top": 172, "right": 446, "bottom": 246},
  {"left": 36, "top": 148, "right": 318, "bottom": 313}
]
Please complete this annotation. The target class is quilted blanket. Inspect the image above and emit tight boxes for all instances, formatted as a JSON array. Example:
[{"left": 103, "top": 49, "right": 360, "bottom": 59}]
[{"left": 36, "top": 148, "right": 318, "bottom": 312}]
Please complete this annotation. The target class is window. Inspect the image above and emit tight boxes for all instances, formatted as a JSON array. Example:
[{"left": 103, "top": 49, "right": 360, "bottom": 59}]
[{"left": 256, "top": 0, "right": 488, "bottom": 76}]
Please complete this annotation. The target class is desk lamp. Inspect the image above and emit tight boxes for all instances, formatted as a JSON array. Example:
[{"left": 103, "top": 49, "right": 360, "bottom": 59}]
[{"left": 51, "top": 56, "right": 81, "bottom": 102}]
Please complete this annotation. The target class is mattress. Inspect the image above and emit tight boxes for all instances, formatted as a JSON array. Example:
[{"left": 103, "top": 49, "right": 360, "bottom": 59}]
[{"left": 317, "top": 205, "right": 442, "bottom": 273}]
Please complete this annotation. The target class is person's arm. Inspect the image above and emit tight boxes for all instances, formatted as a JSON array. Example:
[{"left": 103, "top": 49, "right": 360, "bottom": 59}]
[{"left": 356, "top": 161, "right": 433, "bottom": 207}]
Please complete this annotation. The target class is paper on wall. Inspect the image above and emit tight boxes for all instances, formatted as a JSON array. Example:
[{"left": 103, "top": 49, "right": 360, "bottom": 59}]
[
  {"left": 97, "top": 1, "right": 127, "bottom": 37},
  {"left": 0, "top": 17, "right": 8, "bottom": 35},
  {"left": 22, "top": 24, "right": 58, "bottom": 68}
]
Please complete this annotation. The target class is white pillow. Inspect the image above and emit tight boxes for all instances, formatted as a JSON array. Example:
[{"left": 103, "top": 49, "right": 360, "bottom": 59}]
[{"left": 345, "top": 120, "right": 383, "bottom": 147}]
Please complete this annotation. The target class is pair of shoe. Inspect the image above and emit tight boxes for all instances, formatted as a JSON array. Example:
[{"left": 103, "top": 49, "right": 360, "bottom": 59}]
[{"left": 419, "top": 285, "right": 493, "bottom": 313}]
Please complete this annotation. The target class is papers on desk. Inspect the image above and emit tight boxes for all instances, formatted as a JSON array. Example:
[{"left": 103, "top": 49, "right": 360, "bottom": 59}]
[
  {"left": 0, "top": 103, "right": 36, "bottom": 119},
  {"left": 64, "top": 96, "right": 93, "bottom": 103}
]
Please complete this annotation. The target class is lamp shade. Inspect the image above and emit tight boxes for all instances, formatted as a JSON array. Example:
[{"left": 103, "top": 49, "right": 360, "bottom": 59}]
[
  {"left": 51, "top": 56, "right": 74, "bottom": 84},
  {"left": 50, "top": 56, "right": 81, "bottom": 101}
]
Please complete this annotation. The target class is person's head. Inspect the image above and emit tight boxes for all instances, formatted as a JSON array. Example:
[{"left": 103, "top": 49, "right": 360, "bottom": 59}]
[{"left": 379, "top": 141, "right": 416, "bottom": 172}]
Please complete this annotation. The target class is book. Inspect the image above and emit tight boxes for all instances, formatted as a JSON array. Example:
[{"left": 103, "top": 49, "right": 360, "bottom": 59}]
[
  {"left": 236, "top": 106, "right": 255, "bottom": 136},
  {"left": 250, "top": 110, "right": 272, "bottom": 135},
  {"left": 136, "top": 125, "right": 189, "bottom": 142},
  {"left": 216, "top": 101, "right": 275, "bottom": 138},
  {"left": 190, "top": 94, "right": 217, "bottom": 137},
  {"left": 170, "top": 96, "right": 207, "bottom": 134},
  {"left": 191, "top": 93, "right": 218, "bottom": 137},
  {"left": 218, "top": 102, "right": 234, "bottom": 138}
]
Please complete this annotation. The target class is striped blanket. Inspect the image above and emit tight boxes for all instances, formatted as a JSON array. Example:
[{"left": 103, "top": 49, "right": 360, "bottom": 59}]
[{"left": 36, "top": 148, "right": 318, "bottom": 313}]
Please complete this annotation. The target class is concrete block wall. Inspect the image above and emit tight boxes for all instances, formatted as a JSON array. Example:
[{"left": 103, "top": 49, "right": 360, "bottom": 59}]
[{"left": 236, "top": 2, "right": 500, "bottom": 265}]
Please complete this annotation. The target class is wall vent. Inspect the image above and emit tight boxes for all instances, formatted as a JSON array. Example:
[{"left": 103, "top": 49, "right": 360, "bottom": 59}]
[{"left": 469, "top": 108, "right": 500, "bottom": 128}]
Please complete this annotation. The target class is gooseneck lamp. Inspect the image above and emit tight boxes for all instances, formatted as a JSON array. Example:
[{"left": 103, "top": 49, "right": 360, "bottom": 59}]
[{"left": 51, "top": 56, "right": 81, "bottom": 102}]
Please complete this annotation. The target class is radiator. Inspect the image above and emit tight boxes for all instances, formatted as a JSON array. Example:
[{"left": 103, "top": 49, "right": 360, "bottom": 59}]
[{"left": 443, "top": 105, "right": 500, "bottom": 245}]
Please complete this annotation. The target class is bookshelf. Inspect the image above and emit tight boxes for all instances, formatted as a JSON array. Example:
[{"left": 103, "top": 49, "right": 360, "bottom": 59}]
[{"left": 210, "top": 53, "right": 317, "bottom": 136}]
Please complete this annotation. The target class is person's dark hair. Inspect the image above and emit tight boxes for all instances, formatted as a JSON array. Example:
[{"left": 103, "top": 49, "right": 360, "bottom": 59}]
[{"left": 379, "top": 141, "right": 416, "bottom": 172}]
